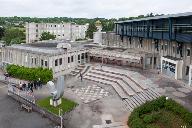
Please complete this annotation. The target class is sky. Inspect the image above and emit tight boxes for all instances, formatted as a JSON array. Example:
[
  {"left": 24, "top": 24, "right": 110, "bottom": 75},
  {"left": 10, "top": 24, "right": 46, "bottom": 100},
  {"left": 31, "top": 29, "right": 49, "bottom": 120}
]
[{"left": 0, "top": 0, "right": 192, "bottom": 18}]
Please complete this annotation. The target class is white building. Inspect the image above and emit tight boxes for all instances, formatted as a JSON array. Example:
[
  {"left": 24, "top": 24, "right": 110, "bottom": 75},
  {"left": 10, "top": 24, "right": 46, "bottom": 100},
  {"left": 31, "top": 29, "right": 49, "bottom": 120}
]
[
  {"left": 2, "top": 40, "right": 90, "bottom": 77},
  {"left": 26, "top": 22, "right": 88, "bottom": 43}
]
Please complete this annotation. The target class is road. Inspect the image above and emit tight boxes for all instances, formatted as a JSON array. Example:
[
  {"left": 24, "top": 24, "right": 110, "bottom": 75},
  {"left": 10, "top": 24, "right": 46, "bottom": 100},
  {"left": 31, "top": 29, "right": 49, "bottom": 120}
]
[{"left": 0, "top": 81, "right": 56, "bottom": 128}]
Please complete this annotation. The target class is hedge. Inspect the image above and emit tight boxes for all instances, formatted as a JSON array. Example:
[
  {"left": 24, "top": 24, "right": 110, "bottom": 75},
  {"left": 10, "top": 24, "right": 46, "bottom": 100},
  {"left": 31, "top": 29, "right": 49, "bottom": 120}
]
[
  {"left": 6, "top": 64, "right": 53, "bottom": 84},
  {"left": 128, "top": 96, "right": 192, "bottom": 128}
]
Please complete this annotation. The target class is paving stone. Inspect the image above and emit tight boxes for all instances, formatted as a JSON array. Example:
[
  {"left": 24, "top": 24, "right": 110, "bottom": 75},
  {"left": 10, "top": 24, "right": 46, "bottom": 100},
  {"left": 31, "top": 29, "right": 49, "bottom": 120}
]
[
  {"left": 177, "top": 88, "right": 192, "bottom": 94},
  {"left": 72, "top": 84, "right": 109, "bottom": 103},
  {"left": 155, "top": 88, "right": 166, "bottom": 94},
  {"left": 172, "top": 91, "right": 187, "bottom": 98},
  {"left": 164, "top": 87, "right": 177, "bottom": 92}
]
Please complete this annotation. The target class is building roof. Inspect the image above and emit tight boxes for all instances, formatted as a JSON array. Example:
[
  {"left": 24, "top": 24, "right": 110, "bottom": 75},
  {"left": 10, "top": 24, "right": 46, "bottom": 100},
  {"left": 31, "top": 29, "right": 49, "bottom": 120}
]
[
  {"left": 117, "top": 12, "right": 192, "bottom": 24},
  {"left": 7, "top": 40, "right": 91, "bottom": 55}
]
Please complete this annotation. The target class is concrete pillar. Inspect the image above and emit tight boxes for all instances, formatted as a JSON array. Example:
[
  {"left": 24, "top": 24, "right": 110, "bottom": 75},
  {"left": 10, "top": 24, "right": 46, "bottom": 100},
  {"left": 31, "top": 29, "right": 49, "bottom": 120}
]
[
  {"left": 151, "top": 55, "right": 154, "bottom": 69},
  {"left": 143, "top": 56, "right": 146, "bottom": 70},
  {"left": 175, "top": 42, "right": 177, "bottom": 58},
  {"left": 189, "top": 65, "right": 192, "bottom": 86},
  {"left": 161, "top": 56, "right": 163, "bottom": 73},
  {"left": 190, "top": 43, "right": 192, "bottom": 64}
]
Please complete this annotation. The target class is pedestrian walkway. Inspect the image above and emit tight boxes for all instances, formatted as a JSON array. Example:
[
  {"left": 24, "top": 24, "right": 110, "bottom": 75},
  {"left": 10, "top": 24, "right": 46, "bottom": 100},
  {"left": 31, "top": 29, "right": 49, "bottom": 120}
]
[{"left": 72, "top": 84, "right": 109, "bottom": 103}]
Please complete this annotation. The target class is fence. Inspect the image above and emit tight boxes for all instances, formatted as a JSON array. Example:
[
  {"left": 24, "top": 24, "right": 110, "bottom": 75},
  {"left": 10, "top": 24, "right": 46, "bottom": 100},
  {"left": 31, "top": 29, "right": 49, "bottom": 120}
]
[{"left": 8, "top": 84, "right": 35, "bottom": 103}]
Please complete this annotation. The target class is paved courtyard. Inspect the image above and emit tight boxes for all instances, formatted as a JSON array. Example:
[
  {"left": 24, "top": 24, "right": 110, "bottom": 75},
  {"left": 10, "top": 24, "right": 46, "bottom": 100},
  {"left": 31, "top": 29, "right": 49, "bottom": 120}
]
[
  {"left": 71, "top": 84, "right": 110, "bottom": 103},
  {"left": 1, "top": 64, "right": 192, "bottom": 128}
]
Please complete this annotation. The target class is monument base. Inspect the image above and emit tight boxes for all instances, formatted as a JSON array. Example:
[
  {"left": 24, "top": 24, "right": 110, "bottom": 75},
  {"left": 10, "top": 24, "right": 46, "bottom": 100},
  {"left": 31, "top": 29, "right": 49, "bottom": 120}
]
[{"left": 50, "top": 98, "right": 62, "bottom": 107}]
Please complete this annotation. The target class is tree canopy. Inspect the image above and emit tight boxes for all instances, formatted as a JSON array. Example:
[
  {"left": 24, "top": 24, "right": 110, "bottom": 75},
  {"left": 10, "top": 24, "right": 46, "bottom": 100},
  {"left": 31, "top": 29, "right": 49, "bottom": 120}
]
[
  {"left": 40, "top": 32, "right": 56, "bottom": 41},
  {"left": 2, "top": 28, "right": 25, "bottom": 45},
  {"left": 0, "top": 26, "right": 5, "bottom": 39},
  {"left": 86, "top": 22, "right": 97, "bottom": 39}
]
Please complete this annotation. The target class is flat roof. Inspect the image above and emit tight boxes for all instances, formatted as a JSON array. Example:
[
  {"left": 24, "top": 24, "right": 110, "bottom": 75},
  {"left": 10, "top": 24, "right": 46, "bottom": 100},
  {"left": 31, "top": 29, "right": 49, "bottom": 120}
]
[
  {"left": 7, "top": 40, "right": 91, "bottom": 55},
  {"left": 117, "top": 12, "right": 192, "bottom": 24}
]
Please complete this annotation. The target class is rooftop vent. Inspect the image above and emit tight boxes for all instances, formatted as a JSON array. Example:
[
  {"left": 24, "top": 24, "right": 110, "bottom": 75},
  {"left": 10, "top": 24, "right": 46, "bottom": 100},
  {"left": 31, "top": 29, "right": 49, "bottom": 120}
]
[{"left": 56, "top": 43, "right": 71, "bottom": 50}]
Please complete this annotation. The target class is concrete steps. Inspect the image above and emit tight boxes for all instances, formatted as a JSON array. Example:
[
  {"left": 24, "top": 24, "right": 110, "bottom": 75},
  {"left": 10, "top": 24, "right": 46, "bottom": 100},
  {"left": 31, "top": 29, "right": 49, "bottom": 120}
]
[
  {"left": 83, "top": 75, "right": 129, "bottom": 99},
  {"left": 90, "top": 69, "right": 143, "bottom": 93},
  {"left": 86, "top": 72, "right": 135, "bottom": 96},
  {"left": 123, "top": 88, "right": 161, "bottom": 111}
]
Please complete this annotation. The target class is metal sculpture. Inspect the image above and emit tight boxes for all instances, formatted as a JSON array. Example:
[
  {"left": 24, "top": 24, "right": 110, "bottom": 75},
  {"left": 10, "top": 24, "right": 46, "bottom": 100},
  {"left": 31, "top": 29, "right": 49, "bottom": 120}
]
[{"left": 47, "top": 75, "right": 65, "bottom": 107}]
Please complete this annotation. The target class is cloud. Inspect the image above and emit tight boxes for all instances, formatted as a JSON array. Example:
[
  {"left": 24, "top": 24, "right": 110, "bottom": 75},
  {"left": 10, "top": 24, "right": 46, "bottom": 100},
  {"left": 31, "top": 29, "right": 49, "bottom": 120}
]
[{"left": 0, "top": 0, "right": 191, "bottom": 18}]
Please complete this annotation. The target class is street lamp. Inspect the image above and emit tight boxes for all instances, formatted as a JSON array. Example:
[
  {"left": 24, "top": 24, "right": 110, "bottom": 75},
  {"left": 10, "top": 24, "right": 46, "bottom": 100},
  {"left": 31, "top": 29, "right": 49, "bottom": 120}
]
[{"left": 59, "top": 108, "right": 63, "bottom": 128}]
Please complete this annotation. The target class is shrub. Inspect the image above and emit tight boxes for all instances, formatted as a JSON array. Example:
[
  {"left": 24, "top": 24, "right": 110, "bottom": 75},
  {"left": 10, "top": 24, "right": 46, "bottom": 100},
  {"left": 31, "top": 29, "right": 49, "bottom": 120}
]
[
  {"left": 6, "top": 64, "right": 53, "bottom": 84},
  {"left": 143, "top": 115, "right": 154, "bottom": 124},
  {"left": 128, "top": 96, "right": 192, "bottom": 128},
  {"left": 146, "top": 124, "right": 160, "bottom": 128},
  {"left": 143, "top": 114, "right": 159, "bottom": 124}
]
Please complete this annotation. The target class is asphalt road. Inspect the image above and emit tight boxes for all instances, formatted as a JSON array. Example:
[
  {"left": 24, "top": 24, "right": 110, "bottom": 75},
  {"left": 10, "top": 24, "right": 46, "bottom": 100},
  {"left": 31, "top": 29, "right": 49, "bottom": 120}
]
[{"left": 0, "top": 81, "right": 56, "bottom": 128}]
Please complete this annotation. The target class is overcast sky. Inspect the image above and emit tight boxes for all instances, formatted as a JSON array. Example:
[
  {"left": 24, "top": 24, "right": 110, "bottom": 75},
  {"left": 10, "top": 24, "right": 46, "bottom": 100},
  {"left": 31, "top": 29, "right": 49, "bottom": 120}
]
[{"left": 0, "top": 0, "right": 192, "bottom": 18}]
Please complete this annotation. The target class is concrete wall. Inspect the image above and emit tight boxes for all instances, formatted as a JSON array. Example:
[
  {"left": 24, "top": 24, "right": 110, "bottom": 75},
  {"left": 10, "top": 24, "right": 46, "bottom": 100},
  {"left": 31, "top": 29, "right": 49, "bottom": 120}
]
[{"left": 102, "top": 33, "right": 192, "bottom": 81}]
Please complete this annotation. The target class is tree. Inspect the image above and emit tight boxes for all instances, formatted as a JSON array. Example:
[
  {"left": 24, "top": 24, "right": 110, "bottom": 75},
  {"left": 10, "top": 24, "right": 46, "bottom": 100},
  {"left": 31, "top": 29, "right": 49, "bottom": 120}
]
[
  {"left": 40, "top": 32, "right": 56, "bottom": 41},
  {"left": 2, "top": 28, "right": 25, "bottom": 45},
  {"left": 86, "top": 22, "right": 97, "bottom": 39},
  {"left": 0, "top": 26, "right": 5, "bottom": 39}
]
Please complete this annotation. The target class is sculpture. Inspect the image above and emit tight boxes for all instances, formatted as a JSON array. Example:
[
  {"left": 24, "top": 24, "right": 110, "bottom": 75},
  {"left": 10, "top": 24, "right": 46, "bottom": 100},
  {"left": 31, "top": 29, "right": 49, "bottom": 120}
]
[{"left": 47, "top": 75, "right": 65, "bottom": 107}]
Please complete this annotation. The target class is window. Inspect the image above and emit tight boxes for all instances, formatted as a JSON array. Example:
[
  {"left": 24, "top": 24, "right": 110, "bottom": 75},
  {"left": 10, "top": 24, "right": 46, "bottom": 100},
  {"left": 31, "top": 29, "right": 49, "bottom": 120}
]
[
  {"left": 186, "top": 66, "right": 189, "bottom": 75},
  {"left": 31, "top": 58, "right": 33, "bottom": 64},
  {"left": 41, "top": 59, "right": 44, "bottom": 66},
  {"left": 71, "top": 56, "right": 74, "bottom": 62},
  {"left": 36, "top": 24, "right": 38, "bottom": 27},
  {"left": 85, "top": 53, "right": 88, "bottom": 58},
  {"left": 34, "top": 58, "right": 37, "bottom": 65},
  {"left": 68, "top": 57, "right": 70, "bottom": 63},
  {"left": 36, "top": 29, "right": 38, "bottom": 32},
  {"left": 45, "top": 61, "right": 48, "bottom": 67},
  {"left": 81, "top": 53, "right": 84, "bottom": 59},
  {"left": 55, "top": 25, "right": 57, "bottom": 27},
  {"left": 55, "top": 59, "right": 58, "bottom": 66},
  {"left": 78, "top": 54, "right": 80, "bottom": 60},
  {"left": 59, "top": 58, "right": 62, "bottom": 65},
  {"left": 187, "top": 49, "right": 190, "bottom": 56}
]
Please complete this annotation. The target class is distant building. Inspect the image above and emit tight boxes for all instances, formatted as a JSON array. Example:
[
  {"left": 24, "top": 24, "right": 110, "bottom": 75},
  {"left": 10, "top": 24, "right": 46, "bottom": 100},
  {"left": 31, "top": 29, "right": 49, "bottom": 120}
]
[{"left": 26, "top": 22, "right": 88, "bottom": 43}]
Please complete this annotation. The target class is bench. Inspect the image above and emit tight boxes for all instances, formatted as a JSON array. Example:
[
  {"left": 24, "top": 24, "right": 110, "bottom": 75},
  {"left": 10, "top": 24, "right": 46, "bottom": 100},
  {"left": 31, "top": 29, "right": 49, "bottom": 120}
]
[{"left": 21, "top": 104, "right": 32, "bottom": 112}]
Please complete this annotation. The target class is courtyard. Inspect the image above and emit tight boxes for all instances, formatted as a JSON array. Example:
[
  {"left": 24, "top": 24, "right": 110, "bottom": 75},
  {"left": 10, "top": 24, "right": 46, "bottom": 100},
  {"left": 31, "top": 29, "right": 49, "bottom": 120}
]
[{"left": 0, "top": 64, "right": 192, "bottom": 128}]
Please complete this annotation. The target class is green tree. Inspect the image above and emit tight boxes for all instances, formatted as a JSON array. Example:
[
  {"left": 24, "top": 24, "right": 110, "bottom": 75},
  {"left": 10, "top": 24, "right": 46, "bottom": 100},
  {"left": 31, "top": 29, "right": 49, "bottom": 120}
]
[
  {"left": 0, "top": 26, "right": 5, "bottom": 39},
  {"left": 40, "top": 32, "right": 56, "bottom": 41},
  {"left": 86, "top": 22, "right": 97, "bottom": 39},
  {"left": 2, "top": 28, "right": 25, "bottom": 45}
]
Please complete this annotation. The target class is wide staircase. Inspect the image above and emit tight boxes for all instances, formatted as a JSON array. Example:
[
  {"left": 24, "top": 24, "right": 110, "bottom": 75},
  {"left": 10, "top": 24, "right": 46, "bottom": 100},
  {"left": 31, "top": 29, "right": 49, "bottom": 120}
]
[
  {"left": 83, "top": 66, "right": 161, "bottom": 111},
  {"left": 70, "top": 64, "right": 91, "bottom": 78}
]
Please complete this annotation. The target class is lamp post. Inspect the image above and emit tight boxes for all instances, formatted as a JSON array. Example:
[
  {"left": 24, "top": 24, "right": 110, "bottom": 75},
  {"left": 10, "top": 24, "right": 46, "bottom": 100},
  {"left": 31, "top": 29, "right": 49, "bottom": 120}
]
[{"left": 59, "top": 108, "right": 63, "bottom": 128}]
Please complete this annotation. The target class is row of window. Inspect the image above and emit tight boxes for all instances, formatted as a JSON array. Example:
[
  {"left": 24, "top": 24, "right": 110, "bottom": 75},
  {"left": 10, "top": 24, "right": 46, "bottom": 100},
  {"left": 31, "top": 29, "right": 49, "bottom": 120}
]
[
  {"left": 31, "top": 58, "right": 48, "bottom": 67},
  {"left": 55, "top": 56, "right": 74, "bottom": 67},
  {"left": 36, "top": 24, "right": 65, "bottom": 28},
  {"left": 54, "top": 53, "right": 88, "bottom": 67}
]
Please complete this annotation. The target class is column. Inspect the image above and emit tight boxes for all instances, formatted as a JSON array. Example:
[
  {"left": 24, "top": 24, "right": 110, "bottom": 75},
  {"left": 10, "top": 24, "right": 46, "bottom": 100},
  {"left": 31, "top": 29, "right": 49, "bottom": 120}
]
[
  {"left": 161, "top": 57, "right": 163, "bottom": 73},
  {"left": 189, "top": 65, "right": 192, "bottom": 86},
  {"left": 143, "top": 56, "right": 146, "bottom": 70}
]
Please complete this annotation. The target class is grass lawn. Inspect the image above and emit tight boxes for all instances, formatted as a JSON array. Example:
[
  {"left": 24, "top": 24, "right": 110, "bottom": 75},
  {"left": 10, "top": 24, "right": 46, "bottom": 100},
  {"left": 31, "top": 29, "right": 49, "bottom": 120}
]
[{"left": 37, "top": 97, "right": 77, "bottom": 115}]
